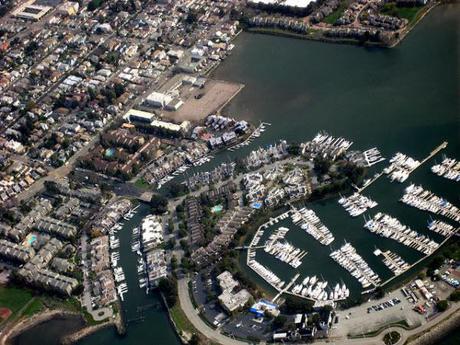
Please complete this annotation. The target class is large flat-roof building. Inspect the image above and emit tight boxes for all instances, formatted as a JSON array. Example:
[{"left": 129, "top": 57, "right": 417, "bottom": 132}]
[
  {"left": 124, "top": 109, "right": 191, "bottom": 136},
  {"left": 11, "top": 0, "right": 52, "bottom": 21}
]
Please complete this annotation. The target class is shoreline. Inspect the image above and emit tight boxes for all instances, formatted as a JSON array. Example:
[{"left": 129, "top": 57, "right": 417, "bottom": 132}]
[
  {"left": 246, "top": 2, "right": 442, "bottom": 49},
  {"left": 0, "top": 309, "right": 81, "bottom": 345},
  {"left": 404, "top": 306, "right": 460, "bottom": 345}
]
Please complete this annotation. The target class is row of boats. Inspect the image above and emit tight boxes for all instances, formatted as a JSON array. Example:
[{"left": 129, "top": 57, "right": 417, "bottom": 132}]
[
  {"left": 248, "top": 259, "right": 285, "bottom": 290},
  {"left": 431, "top": 157, "right": 460, "bottom": 182},
  {"left": 291, "top": 207, "right": 334, "bottom": 246},
  {"left": 156, "top": 156, "right": 215, "bottom": 190},
  {"left": 131, "top": 226, "right": 149, "bottom": 292},
  {"left": 374, "top": 249, "right": 410, "bottom": 276},
  {"left": 338, "top": 192, "right": 378, "bottom": 217},
  {"left": 109, "top": 222, "right": 128, "bottom": 302},
  {"left": 123, "top": 205, "right": 139, "bottom": 220},
  {"left": 364, "top": 212, "right": 439, "bottom": 255},
  {"left": 427, "top": 219, "right": 458, "bottom": 237},
  {"left": 291, "top": 276, "right": 350, "bottom": 302},
  {"left": 384, "top": 152, "right": 420, "bottom": 183},
  {"left": 401, "top": 184, "right": 460, "bottom": 223},
  {"left": 264, "top": 227, "right": 306, "bottom": 269},
  {"left": 330, "top": 242, "right": 381, "bottom": 288},
  {"left": 301, "top": 133, "right": 353, "bottom": 161}
]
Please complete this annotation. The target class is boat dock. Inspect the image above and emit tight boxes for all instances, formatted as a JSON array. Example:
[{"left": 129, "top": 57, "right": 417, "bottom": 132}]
[
  {"left": 272, "top": 273, "right": 300, "bottom": 302},
  {"left": 374, "top": 248, "right": 410, "bottom": 276},
  {"left": 228, "top": 122, "right": 271, "bottom": 151}
]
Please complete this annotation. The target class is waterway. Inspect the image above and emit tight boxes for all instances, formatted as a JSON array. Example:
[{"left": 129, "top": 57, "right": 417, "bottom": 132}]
[
  {"left": 20, "top": 3, "right": 459, "bottom": 344},
  {"left": 77, "top": 203, "right": 181, "bottom": 345}
]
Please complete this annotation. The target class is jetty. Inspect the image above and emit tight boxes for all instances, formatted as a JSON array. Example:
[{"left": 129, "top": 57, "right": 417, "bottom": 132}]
[
  {"left": 414, "top": 141, "right": 448, "bottom": 171},
  {"left": 352, "top": 172, "right": 384, "bottom": 193}
]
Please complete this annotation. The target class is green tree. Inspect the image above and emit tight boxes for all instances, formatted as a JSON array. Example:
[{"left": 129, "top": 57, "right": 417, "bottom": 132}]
[
  {"left": 436, "top": 300, "right": 448, "bottom": 312},
  {"left": 272, "top": 315, "right": 287, "bottom": 330},
  {"left": 150, "top": 194, "right": 168, "bottom": 214}
]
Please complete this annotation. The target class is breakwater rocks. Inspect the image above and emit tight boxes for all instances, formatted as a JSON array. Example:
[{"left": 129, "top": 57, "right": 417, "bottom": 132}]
[{"left": 61, "top": 322, "right": 115, "bottom": 345}]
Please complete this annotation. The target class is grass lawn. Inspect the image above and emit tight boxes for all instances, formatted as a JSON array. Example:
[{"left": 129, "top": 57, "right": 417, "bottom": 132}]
[
  {"left": 170, "top": 303, "right": 197, "bottom": 335},
  {"left": 134, "top": 177, "right": 150, "bottom": 189},
  {"left": 323, "top": 1, "right": 350, "bottom": 25},
  {"left": 0, "top": 286, "right": 33, "bottom": 315},
  {"left": 22, "top": 298, "right": 44, "bottom": 317}
]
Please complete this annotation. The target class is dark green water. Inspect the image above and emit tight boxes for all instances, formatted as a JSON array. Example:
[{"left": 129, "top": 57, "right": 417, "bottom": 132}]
[{"left": 20, "top": 3, "right": 459, "bottom": 344}]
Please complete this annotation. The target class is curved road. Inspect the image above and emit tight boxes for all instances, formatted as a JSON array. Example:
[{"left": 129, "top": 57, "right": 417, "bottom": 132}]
[{"left": 178, "top": 278, "right": 247, "bottom": 345}]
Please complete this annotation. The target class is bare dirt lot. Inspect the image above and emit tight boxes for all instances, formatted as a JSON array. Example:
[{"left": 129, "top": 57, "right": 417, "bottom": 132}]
[{"left": 164, "top": 79, "right": 244, "bottom": 122}]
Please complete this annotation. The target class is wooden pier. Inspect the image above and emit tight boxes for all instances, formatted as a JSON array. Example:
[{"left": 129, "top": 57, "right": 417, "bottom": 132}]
[
  {"left": 353, "top": 141, "right": 448, "bottom": 193},
  {"left": 410, "top": 141, "right": 448, "bottom": 172}
]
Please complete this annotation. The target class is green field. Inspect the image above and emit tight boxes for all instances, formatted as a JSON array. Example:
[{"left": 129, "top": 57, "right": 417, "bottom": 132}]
[
  {"left": 170, "top": 303, "right": 197, "bottom": 335},
  {"left": 0, "top": 286, "right": 33, "bottom": 314},
  {"left": 22, "top": 298, "right": 44, "bottom": 317},
  {"left": 134, "top": 177, "right": 150, "bottom": 189}
]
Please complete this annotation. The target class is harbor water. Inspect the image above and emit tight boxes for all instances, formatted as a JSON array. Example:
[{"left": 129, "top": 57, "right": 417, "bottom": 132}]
[
  {"left": 19, "top": 3, "right": 459, "bottom": 344},
  {"left": 208, "top": 3, "right": 460, "bottom": 301}
]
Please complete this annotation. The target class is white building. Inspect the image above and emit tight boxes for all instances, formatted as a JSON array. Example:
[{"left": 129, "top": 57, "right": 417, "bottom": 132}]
[{"left": 144, "top": 92, "right": 173, "bottom": 108}]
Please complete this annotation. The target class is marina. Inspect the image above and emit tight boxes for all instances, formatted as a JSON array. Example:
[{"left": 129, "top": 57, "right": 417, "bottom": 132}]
[
  {"left": 401, "top": 184, "right": 460, "bottom": 223},
  {"left": 374, "top": 249, "right": 411, "bottom": 276},
  {"left": 364, "top": 213, "right": 439, "bottom": 255},
  {"left": 76, "top": 6, "right": 460, "bottom": 344},
  {"left": 330, "top": 242, "right": 381, "bottom": 288},
  {"left": 338, "top": 192, "right": 378, "bottom": 217},
  {"left": 431, "top": 157, "right": 460, "bottom": 182},
  {"left": 383, "top": 142, "right": 448, "bottom": 183},
  {"left": 290, "top": 206, "right": 334, "bottom": 245}
]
